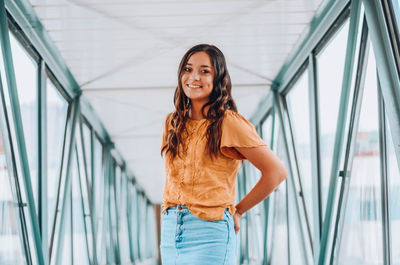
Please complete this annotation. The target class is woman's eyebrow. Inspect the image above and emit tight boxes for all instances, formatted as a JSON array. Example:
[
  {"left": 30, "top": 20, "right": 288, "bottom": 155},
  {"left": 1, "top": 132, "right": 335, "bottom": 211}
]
[{"left": 186, "top": 63, "right": 211, "bottom": 68}]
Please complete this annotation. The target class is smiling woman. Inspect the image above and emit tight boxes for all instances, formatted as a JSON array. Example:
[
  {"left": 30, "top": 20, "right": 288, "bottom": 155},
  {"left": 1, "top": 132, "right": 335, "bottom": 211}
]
[{"left": 160, "top": 44, "right": 287, "bottom": 265}]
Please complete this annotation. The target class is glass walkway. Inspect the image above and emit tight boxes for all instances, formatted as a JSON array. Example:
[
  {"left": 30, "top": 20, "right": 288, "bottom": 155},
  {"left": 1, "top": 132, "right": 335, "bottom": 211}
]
[{"left": 0, "top": 0, "right": 399, "bottom": 264}]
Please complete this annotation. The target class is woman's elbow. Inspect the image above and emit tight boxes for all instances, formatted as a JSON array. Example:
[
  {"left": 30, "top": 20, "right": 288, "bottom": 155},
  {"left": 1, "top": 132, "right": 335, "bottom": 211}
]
[
  {"left": 261, "top": 163, "right": 287, "bottom": 186},
  {"left": 273, "top": 163, "right": 287, "bottom": 185}
]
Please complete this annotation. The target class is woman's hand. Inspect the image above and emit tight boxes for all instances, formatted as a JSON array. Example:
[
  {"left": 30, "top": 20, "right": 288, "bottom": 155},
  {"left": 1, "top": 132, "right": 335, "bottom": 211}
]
[{"left": 233, "top": 211, "right": 242, "bottom": 234}]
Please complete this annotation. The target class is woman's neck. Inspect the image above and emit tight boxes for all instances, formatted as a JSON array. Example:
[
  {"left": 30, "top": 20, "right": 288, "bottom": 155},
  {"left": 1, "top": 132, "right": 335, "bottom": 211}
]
[{"left": 189, "top": 100, "right": 209, "bottom": 120}]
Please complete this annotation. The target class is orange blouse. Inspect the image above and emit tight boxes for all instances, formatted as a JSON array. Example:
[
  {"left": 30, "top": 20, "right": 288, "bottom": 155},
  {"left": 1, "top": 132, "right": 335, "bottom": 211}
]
[{"left": 161, "top": 110, "right": 266, "bottom": 221}]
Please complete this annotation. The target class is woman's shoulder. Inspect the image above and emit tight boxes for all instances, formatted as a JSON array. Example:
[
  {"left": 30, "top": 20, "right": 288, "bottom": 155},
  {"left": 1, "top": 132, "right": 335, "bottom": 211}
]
[{"left": 223, "top": 109, "right": 253, "bottom": 127}]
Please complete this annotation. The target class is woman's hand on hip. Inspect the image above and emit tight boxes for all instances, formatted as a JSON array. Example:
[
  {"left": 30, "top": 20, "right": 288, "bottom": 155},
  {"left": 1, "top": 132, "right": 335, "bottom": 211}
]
[{"left": 233, "top": 212, "right": 242, "bottom": 234}]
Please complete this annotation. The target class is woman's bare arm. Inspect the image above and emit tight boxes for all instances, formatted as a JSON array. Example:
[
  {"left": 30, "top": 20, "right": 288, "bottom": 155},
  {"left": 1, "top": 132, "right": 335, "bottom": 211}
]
[{"left": 233, "top": 145, "right": 287, "bottom": 234}]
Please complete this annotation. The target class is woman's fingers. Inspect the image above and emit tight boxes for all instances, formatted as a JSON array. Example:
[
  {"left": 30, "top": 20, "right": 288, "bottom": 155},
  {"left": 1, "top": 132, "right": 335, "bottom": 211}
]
[{"left": 233, "top": 212, "right": 241, "bottom": 234}]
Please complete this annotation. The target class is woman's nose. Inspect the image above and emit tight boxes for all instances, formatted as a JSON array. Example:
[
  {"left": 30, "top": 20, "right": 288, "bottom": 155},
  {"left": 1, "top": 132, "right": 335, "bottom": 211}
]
[{"left": 191, "top": 71, "right": 200, "bottom": 81}]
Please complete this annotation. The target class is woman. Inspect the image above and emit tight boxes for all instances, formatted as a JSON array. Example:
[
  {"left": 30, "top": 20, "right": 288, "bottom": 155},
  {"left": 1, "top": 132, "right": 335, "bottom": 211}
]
[{"left": 160, "top": 44, "right": 287, "bottom": 265}]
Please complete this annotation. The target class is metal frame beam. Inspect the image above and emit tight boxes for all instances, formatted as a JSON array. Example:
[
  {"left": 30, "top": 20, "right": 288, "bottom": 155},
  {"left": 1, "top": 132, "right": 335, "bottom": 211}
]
[
  {"left": 53, "top": 98, "right": 80, "bottom": 265},
  {"left": 317, "top": 0, "right": 362, "bottom": 263},
  {"left": 0, "top": 1, "right": 46, "bottom": 264},
  {"left": 363, "top": 0, "right": 400, "bottom": 173},
  {"left": 274, "top": 91, "right": 312, "bottom": 265}
]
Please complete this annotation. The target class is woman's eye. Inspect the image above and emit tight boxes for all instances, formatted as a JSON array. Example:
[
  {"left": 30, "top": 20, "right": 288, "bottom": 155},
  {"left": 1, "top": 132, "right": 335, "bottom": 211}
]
[
  {"left": 184, "top": 67, "right": 191, "bottom": 72},
  {"left": 202, "top": 70, "right": 210, "bottom": 73}
]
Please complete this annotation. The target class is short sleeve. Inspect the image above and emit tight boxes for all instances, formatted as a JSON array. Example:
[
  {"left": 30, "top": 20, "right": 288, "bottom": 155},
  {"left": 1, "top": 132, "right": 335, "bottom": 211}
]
[{"left": 220, "top": 110, "right": 266, "bottom": 160}]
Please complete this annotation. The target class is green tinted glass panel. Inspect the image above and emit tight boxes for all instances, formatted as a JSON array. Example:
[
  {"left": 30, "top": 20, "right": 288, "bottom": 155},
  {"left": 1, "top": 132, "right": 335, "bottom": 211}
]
[
  {"left": 337, "top": 43, "right": 383, "bottom": 264},
  {"left": 286, "top": 70, "right": 314, "bottom": 242},
  {"left": 9, "top": 34, "right": 38, "bottom": 209},
  {"left": 386, "top": 108, "right": 400, "bottom": 263},
  {"left": 72, "top": 154, "right": 89, "bottom": 265},
  {"left": 316, "top": 20, "right": 349, "bottom": 216},
  {"left": 270, "top": 133, "right": 288, "bottom": 265},
  {"left": 0, "top": 124, "right": 27, "bottom": 265},
  {"left": 47, "top": 79, "right": 68, "bottom": 246},
  {"left": 288, "top": 179, "right": 307, "bottom": 265}
]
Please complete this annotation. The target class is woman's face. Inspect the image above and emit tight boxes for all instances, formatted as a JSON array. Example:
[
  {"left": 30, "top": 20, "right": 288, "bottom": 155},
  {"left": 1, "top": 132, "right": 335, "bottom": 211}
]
[{"left": 181, "top": 51, "right": 215, "bottom": 104}]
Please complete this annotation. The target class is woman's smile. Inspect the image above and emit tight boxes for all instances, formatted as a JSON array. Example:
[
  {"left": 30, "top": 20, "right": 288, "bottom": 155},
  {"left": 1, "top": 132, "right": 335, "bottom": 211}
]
[{"left": 186, "top": 84, "right": 202, "bottom": 88}]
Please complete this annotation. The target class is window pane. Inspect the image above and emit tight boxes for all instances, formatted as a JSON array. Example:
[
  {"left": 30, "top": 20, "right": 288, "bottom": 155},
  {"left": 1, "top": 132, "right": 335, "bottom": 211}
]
[
  {"left": 288, "top": 179, "right": 307, "bottom": 265},
  {"left": 94, "top": 137, "right": 106, "bottom": 264},
  {"left": 265, "top": 192, "right": 275, "bottom": 263},
  {"left": 75, "top": 127, "right": 93, "bottom": 263},
  {"left": 286, "top": 70, "right": 314, "bottom": 242},
  {"left": 386, "top": 109, "right": 400, "bottom": 263},
  {"left": 59, "top": 190, "right": 72, "bottom": 265},
  {"left": 316, "top": 20, "right": 349, "bottom": 216},
  {"left": 337, "top": 43, "right": 383, "bottom": 264},
  {"left": 0, "top": 125, "right": 27, "bottom": 264},
  {"left": 1, "top": 32, "right": 38, "bottom": 265},
  {"left": 261, "top": 113, "right": 273, "bottom": 146},
  {"left": 145, "top": 203, "right": 157, "bottom": 259},
  {"left": 10, "top": 34, "right": 38, "bottom": 209},
  {"left": 270, "top": 181, "right": 288, "bottom": 265},
  {"left": 393, "top": 0, "right": 400, "bottom": 31},
  {"left": 246, "top": 163, "right": 263, "bottom": 262},
  {"left": 47, "top": 79, "right": 68, "bottom": 246},
  {"left": 93, "top": 135, "right": 103, "bottom": 223},
  {"left": 270, "top": 132, "right": 288, "bottom": 265},
  {"left": 72, "top": 154, "right": 89, "bottom": 265}
]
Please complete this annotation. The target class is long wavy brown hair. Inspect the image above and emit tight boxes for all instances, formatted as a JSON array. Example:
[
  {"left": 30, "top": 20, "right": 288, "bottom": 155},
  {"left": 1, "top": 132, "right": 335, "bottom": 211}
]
[{"left": 161, "top": 44, "right": 238, "bottom": 160}]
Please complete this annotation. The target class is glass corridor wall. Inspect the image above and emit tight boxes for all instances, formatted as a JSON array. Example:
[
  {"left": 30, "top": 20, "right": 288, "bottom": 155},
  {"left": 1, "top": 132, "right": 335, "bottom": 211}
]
[
  {"left": 237, "top": 0, "right": 400, "bottom": 265},
  {"left": 0, "top": 1, "right": 158, "bottom": 265}
]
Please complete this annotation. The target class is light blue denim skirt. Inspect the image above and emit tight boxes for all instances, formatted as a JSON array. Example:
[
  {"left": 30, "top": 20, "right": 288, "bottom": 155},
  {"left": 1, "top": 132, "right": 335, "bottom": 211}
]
[{"left": 160, "top": 205, "right": 238, "bottom": 265}]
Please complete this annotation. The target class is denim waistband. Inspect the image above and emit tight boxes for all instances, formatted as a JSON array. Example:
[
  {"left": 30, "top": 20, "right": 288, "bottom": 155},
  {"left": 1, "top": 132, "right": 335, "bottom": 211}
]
[{"left": 167, "top": 204, "right": 188, "bottom": 210}]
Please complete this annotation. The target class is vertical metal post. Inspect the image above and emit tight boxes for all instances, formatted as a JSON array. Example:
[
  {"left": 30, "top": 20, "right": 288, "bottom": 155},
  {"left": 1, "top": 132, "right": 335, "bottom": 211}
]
[
  {"left": 308, "top": 54, "right": 322, "bottom": 263},
  {"left": 125, "top": 175, "right": 135, "bottom": 263},
  {"left": 112, "top": 162, "right": 122, "bottom": 264},
  {"left": 38, "top": 59, "right": 49, "bottom": 262},
  {"left": 363, "top": 0, "right": 400, "bottom": 173},
  {"left": 377, "top": 77, "right": 392, "bottom": 265},
  {"left": 135, "top": 186, "right": 141, "bottom": 260}
]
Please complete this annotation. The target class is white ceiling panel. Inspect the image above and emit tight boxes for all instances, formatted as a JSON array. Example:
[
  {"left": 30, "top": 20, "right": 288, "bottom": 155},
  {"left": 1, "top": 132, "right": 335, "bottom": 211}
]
[{"left": 28, "top": 0, "right": 328, "bottom": 203}]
